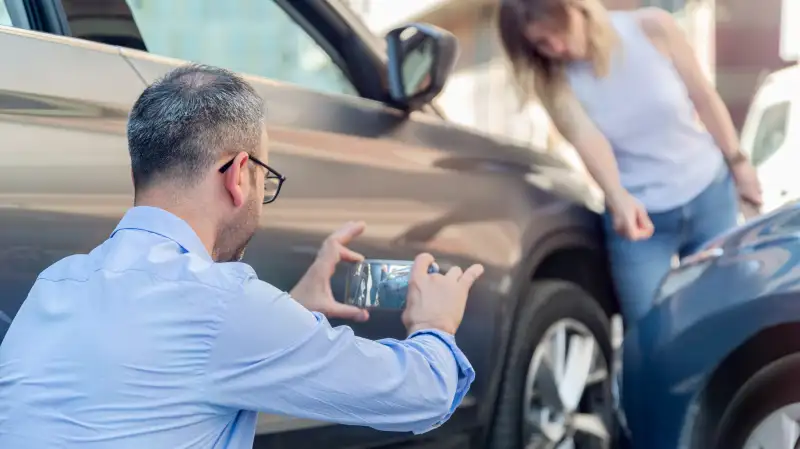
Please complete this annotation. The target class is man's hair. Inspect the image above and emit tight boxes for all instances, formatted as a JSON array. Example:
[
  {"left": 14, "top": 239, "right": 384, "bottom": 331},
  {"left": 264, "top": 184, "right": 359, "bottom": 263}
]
[{"left": 127, "top": 64, "right": 265, "bottom": 192}]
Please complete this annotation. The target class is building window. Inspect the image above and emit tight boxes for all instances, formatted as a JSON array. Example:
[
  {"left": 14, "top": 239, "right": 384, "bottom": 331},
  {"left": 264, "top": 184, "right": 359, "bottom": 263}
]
[{"left": 59, "top": 0, "right": 358, "bottom": 97}]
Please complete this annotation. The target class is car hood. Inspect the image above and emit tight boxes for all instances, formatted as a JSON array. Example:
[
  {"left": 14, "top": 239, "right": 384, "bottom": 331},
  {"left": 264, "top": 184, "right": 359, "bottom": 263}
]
[{"left": 696, "top": 200, "right": 800, "bottom": 255}]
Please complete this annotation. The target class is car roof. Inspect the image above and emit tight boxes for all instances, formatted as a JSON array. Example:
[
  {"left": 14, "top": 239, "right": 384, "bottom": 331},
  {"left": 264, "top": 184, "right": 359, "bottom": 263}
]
[{"left": 760, "top": 63, "right": 800, "bottom": 90}]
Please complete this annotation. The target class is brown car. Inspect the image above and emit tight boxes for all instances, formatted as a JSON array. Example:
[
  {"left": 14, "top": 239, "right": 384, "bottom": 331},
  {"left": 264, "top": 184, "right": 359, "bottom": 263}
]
[{"left": 0, "top": 1, "right": 619, "bottom": 448}]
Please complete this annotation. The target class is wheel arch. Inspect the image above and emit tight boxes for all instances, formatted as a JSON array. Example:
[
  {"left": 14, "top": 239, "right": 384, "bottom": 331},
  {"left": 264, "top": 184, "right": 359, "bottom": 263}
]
[
  {"left": 478, "top": 227, "right": 619, "bottom": 443},
  {"left": 691, "top": 321, "right": 800, "bottom": 448},
  {"left": 531, "top": 245, "right": 619, "bottom": 318},
  {"left": 514, "top": 227, "right": 619, "bottom": 319}
]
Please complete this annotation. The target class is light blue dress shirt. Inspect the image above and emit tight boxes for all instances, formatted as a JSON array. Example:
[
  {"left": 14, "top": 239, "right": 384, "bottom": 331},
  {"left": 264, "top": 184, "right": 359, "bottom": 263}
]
[{"left": 0, "top": 207, "right": 475, "bottom": 449}]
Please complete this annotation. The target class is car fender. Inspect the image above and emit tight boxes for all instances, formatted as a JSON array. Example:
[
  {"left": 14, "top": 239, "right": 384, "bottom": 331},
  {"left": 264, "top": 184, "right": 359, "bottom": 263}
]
[{"left": 622, "top": 203, "right": 800, "bottom": 446}]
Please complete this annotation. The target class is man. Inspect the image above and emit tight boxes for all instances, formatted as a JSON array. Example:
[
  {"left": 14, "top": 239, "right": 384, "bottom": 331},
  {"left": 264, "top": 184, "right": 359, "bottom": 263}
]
[{"left": 0, "top": 64, "right": 484, "bottom": 448}]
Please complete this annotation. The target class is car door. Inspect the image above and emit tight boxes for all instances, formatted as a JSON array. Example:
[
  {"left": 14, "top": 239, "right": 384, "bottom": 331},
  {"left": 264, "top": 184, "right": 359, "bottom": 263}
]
[
  {"left": 30, "top": 0, "right": 601, "bottom": 448},
  {"left": 0, "top": 1, "right": 145, "bottom": 342},
  {"left": 741, "top": 81, "right": 799, "bottom": 213}
]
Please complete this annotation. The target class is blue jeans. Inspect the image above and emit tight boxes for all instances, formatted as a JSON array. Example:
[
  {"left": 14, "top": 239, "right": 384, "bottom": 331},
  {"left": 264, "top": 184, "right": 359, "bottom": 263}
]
[
  {"left": 604, "top": 167, "right": 739, "bottom": 323},
  {"left": 369, "top": 268, "right": 384, "bottom": 305}
]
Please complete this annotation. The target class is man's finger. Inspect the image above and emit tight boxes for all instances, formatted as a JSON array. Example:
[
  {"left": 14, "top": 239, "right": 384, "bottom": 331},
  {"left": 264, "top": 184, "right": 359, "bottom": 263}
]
[
  {"left": 330, "top": 221, "right": 366, "bottom": 244},
  {"left": 411, "top": 253, "right": 436, "bottom": 281},
  {"left": 445, "top": 266, "right": 463, "bottom": 280},
  {"left": 458, "top": 264, "right": 484, "bottom": 290},
  {"left": 327, "top": 302, "right": 370, "bottom": 322}
]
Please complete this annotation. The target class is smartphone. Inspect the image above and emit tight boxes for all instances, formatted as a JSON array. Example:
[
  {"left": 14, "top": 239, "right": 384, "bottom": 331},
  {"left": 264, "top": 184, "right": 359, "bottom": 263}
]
[{"left": 343, "top": 259, "right": 438, "bottom": 310}]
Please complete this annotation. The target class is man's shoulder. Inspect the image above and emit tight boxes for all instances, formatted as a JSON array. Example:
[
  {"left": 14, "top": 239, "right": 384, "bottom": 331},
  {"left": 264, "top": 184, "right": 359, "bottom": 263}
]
[
  {"left": 37, "top": 251, "right": 96, "bottom": 283},
  {"left": 140, "top": 256, "right": 261, "bottom": 295},
  {"left": 207, "top": 261, "right": 260, "bottom": 291},
  {"left": 36, "top": 241, "right": 260, "bottom": 296}
]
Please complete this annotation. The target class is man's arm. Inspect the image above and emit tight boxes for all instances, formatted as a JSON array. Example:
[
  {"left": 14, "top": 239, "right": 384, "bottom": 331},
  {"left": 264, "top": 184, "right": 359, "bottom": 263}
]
[{"left": 203, "top": 278, "right": 474, "bottom": 434}]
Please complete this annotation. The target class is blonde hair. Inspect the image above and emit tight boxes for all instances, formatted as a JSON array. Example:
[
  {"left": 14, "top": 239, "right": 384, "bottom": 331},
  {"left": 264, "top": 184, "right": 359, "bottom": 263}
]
[{"left": 497, "top": 0, "right": 619, "bottom": 106}]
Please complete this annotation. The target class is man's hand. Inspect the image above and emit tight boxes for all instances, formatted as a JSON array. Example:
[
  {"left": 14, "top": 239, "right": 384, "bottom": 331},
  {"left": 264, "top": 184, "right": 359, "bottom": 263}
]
[
  {"left": 402, "top": 253, "right": 484, "bottom": 336},
  {"left": 291, "top": 221, "right": 370, "bottom": 322}
]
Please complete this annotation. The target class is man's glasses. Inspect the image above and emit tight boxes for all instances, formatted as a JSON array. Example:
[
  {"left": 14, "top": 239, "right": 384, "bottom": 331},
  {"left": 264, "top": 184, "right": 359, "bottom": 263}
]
[{"left": 219, "top": 155, "right": 286, "bottom": 204}]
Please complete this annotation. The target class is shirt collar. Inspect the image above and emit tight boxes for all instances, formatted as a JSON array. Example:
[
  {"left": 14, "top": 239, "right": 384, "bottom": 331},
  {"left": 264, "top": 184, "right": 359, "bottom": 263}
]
[{"left": 111, "top": 206, "right": 213, "bottom": 261}]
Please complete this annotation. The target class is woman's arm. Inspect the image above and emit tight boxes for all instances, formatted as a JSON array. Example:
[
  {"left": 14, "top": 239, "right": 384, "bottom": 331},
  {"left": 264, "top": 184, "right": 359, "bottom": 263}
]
[
  {"left": 539, "top": 86, "right": 627, "bottom": 203},
  {"left": 638, "top": 8, "right": 744, "bottom": 164},
  {"left": 538, "top": 86, "right": 653, "bottom": 239},
  {"left": 638, "top": 7, "right": 762, "bottom": 206}
]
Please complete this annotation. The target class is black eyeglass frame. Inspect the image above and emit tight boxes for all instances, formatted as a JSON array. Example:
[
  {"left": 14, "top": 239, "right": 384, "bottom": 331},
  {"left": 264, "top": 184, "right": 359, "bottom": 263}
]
[{"left": 218, "top": 155, "right": 286, "bottom": 204}]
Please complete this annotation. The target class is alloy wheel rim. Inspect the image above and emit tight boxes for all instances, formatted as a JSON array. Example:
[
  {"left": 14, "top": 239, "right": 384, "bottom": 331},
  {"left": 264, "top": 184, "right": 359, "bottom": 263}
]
[
  {"left": 522, "top": 319, "right": 610, "bottom": 449},
  {"left": 743, "top": 403, "right": 800, "bottom": 449}
]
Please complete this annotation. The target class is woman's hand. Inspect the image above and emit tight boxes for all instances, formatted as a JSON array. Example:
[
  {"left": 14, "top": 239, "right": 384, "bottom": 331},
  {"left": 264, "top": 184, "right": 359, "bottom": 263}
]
[
  {"left": 607, "top": 190, "right": 655, "bottom": 241},
  {"left": 730, "top": 160, "right": 763, "bottom": 209}
]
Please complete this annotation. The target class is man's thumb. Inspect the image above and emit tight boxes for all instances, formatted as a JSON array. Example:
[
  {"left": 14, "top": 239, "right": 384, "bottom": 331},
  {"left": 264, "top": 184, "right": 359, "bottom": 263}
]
[{"left": 327, "top": 303, "right": 370, "bottom": 322}]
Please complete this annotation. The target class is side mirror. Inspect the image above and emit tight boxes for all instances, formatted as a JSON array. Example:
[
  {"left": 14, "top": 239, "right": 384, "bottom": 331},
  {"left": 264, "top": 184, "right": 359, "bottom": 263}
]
[{"left": 385, "top": 23, "right": 459, "bottom": 111}]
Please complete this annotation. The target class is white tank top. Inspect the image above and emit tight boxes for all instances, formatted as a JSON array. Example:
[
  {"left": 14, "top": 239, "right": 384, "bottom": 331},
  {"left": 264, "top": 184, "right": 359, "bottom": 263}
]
[{"left": 566, "top": 12, "right": 724, "bottom": 212}]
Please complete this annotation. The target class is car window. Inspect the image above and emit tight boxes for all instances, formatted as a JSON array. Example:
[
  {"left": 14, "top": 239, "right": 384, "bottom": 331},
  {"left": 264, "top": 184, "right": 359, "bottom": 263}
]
[
  {"left": 750, "top": 101, "right": 790, "bottom": 167},
  {"left": 0, "top": 1, "right": 12, "bottom": 26},
  {"left": 58, "top": 0, "right": 358, "bottom": 97}
]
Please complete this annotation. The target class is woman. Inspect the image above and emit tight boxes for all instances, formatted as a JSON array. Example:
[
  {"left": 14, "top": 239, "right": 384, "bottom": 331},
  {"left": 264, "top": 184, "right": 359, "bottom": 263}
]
[{"left": 498, "top": 0, "right": 762, "bottom": 322}]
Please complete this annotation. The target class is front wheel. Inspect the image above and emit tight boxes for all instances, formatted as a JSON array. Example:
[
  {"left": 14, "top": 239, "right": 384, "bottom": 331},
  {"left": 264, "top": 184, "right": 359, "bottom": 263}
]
[
  {"left": 715, "top": 353, "right": 800, "bottom": 449},
  {"left": 488, "top": 280, "right": 614, "bottom": 449}
]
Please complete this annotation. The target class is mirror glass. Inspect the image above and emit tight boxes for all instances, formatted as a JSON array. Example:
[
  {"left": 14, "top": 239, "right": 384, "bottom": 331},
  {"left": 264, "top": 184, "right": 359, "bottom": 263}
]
[{"left": 398, "top": 27, "right": 436, "bottom": 98}]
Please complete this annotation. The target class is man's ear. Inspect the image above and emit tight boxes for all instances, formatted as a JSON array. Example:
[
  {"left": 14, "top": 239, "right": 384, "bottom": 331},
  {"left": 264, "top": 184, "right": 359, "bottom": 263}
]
[{"left": 222, "top": 152, "right": 250, "bottom": 208}]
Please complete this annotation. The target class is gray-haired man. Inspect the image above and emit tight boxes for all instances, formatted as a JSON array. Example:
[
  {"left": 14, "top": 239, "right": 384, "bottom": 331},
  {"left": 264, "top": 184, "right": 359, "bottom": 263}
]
[{"left": 0, "top": 64, "right": 484, "bottom": 449}]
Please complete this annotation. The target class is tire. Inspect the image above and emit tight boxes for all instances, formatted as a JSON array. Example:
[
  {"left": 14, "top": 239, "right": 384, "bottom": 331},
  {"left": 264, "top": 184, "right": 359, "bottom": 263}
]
[
  {"left": 488, "top": 280, "right": 614, "bottom": 449},
  {"left": 715, "top": 353, "right": 800, "bottom": 449}
]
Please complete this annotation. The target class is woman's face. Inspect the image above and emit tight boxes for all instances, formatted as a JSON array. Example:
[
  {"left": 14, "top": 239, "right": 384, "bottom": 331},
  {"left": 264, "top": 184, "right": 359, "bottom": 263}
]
[{"left": 523, "top": 6, "right": 588, "bottom": 61}]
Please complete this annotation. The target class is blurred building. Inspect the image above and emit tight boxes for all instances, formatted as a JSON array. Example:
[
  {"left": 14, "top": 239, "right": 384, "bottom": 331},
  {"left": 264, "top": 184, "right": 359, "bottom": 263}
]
[
  {"left": 713, "top": 0, "right": 793, "bottom": 129},
  {"left": 347, "top": 0, "right": 795, "bottom": 150}
]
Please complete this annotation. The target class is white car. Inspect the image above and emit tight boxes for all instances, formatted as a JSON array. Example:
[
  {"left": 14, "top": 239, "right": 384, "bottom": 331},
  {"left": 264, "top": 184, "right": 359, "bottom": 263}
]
[{"left": 741, "top": 64, "right": 800, "bottom": 213}]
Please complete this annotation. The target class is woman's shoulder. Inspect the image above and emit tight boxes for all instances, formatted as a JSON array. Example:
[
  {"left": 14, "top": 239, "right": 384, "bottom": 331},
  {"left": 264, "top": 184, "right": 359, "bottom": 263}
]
[
  {"left": 630, "top": 7, "right": 681, "bottom": 39},
  {"left": 605, "top": 8, "right": 670, "bottom": 44},
  {"left": 628, "top": 7, "right": 683, "bottom": 55}
]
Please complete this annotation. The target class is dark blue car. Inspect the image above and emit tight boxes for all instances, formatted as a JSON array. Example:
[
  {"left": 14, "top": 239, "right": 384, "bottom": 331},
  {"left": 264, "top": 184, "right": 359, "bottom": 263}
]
[{"left": 621, "top": 201, "right": 800, "bottom": 449}]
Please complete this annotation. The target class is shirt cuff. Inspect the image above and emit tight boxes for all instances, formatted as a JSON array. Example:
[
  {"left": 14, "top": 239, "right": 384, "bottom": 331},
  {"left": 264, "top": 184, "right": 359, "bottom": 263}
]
[{"left": 408, "top": 329, "right": 475, "bottom": 428}]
